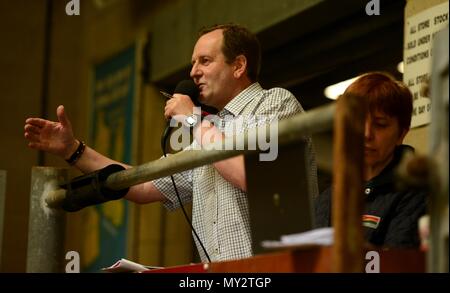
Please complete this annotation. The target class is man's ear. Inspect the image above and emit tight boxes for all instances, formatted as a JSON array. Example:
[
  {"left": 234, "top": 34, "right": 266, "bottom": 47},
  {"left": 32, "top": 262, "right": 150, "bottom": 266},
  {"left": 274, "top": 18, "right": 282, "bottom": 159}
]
[{"left": 233, "top": 55, "right": 247, "bottom": 79}]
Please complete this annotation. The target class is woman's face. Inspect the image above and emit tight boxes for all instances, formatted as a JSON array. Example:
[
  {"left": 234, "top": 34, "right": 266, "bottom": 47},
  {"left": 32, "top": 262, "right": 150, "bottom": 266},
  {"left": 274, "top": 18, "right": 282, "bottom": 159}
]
[{"left": 364, "top": 109, "right": 407, "bottom": 175}]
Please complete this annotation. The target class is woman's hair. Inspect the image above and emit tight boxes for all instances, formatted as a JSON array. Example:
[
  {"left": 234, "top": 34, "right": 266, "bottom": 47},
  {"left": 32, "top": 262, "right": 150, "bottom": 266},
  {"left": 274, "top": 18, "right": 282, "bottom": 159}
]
[
  {"left": 344, "top": 72, "right": 413, "bottom": 131},
  {"left": 199, "top": 23, "right": 261, "bottom": 82}
]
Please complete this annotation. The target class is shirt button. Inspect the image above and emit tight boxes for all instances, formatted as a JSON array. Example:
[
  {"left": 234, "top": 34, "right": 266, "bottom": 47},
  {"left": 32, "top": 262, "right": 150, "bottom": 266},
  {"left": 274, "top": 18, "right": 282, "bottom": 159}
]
[{"left": 365, "top": 188, "right": 371, "bottom": 195}]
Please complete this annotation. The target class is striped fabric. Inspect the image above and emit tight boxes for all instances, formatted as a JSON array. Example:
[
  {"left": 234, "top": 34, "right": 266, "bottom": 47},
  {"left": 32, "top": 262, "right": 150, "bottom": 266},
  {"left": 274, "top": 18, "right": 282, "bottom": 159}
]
[
  {"left": 362, "top": 215, "right": 381, "bottom": 229},
  {"left": 153, "top": 82, "right": 318, "bottom": 262}
]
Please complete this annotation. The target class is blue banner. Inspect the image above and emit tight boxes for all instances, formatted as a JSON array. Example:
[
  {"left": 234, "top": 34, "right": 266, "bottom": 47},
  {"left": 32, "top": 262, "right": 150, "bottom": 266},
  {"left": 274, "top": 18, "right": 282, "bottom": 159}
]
[{"left": 83, "top": 45, "right": 136, "bottom": 272}]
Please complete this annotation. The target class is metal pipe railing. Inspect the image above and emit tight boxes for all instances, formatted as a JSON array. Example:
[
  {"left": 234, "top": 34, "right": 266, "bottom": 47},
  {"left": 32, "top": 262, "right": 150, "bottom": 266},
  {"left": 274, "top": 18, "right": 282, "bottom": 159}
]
[
  {"left": 46, "top": 103, "right": 336, "bottom": 206},
  {"left": 39, "top": 98, "right": 368, "bottom": 273}
]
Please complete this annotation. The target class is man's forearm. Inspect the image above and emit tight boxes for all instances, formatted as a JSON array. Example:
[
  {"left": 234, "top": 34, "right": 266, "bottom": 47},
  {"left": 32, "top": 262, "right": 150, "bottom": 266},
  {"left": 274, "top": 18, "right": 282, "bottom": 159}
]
[
  {"left": 73, "top": 145, "right": 130, "bottom": 173},
  {"left": 125, "top": 181, "right": 166, "bottom": 204},
  {"left": 194, "top": 121, "right": 247, "bottom": 191},
  {"left": 213, "top": 155, "right": 247, "bottom": 191},
  {"left": 73, "top": 144, "right": 165, "bottom": 203}
]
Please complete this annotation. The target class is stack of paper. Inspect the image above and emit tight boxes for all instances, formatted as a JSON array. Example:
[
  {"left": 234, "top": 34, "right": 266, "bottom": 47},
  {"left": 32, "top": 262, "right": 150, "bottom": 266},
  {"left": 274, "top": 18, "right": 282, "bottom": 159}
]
[
  {"left": 102, "top": 258, "right": 162, "bottom": 273},
  {"left": 261, "top": 227, "right": 334, "bottom": 249}
]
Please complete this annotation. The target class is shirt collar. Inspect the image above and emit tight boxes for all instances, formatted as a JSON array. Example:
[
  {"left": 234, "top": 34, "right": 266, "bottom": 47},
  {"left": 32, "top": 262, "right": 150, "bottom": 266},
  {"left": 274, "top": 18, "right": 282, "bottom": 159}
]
[
  {"left": 365, "top": 144, "right": 414, "bottom": 191},
  {"left": 219, "top": 82, "right": 263, "bottom": 117}
]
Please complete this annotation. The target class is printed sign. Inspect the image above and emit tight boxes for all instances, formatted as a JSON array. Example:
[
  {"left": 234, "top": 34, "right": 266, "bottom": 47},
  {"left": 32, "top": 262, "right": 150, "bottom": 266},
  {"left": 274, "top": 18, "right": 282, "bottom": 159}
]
[{"left": 403, "top": 2, "right": 449, "bottom": 128}]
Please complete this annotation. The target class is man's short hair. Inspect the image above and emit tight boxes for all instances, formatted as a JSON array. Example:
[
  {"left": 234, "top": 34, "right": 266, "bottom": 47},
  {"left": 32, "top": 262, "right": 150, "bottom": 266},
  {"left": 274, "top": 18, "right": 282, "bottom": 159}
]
[
  {"left": 199, "top": 23, "right": 261, "bottom": 82},
  {"left": 344, "top": 72, "right": 413, "bottom": 131}
]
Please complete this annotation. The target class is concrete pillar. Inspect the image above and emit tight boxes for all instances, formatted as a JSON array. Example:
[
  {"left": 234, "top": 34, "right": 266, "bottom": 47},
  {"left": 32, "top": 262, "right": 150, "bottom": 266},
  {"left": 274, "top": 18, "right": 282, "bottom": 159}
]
[{"left": 26, "top": 167, "right": 68, "bottom": 273}]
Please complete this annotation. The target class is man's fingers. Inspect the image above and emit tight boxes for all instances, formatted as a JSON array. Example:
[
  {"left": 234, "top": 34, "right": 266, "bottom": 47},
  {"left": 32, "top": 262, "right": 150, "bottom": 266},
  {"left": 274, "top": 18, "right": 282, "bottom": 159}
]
[
  {"left": 25, "top": 118, "right": 47, "bottom": 128},
  {"left": 24, "top": 132, "right": 41, "bottom": 142},
  {"left": 24, "top": 124, "right": 41, "bottom": 135},
  {"left": 164, "top": 104, "right": 174, "bottom": 119},
  {"left": 28, "top": 142, "right": 45, "bottom": 150},
  {"left": 57, "top": 105, "right": 70, "bottom": 127},
  {"left": 166, "top": 99, "right": 174, "bottom": 106}
]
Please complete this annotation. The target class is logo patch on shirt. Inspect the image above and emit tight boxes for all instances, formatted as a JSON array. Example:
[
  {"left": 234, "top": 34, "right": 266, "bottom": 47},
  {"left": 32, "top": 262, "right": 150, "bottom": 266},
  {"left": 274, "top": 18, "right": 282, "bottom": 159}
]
[{"left": 362, "top": 215, "right": 381, "bottom": 229}]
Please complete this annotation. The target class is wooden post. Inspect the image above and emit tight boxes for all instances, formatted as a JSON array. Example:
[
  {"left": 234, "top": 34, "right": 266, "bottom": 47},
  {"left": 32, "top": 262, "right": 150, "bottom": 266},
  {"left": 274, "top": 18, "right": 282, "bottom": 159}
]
[
  {"left": 0, "top": 170, "right": 6, "bottom": 269},
  {"left": 428, "top": 26, "right": 449, "bottom": 273},
  {"left": 332, "top": 93, "right": 367, "bottom": 272}
]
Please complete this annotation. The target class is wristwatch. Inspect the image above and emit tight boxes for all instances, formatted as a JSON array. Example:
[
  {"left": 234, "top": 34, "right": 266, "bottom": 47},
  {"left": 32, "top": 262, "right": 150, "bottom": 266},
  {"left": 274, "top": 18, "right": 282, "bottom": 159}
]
[{"left": 184, "top": 113, "right": 198, "bottom": 128}]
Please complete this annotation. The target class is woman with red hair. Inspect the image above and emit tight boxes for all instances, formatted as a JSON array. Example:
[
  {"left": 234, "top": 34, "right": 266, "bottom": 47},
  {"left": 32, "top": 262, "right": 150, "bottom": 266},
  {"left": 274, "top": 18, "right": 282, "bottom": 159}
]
[{"left": 315, "top": 72, "right": 427, "bottom": 248}]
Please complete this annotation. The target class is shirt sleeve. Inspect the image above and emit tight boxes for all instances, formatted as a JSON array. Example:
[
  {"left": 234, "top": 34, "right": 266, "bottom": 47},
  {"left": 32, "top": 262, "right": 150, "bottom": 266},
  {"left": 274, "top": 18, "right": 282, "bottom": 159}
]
[
  {"left": 252, "top": 87, "right": 304, "bottom": 120},
  {"left": 383, "top": 190, "right": 427, "bottom": 247},
  {"left": 314, "top": 187, "right": 332, "bottom": 228}
]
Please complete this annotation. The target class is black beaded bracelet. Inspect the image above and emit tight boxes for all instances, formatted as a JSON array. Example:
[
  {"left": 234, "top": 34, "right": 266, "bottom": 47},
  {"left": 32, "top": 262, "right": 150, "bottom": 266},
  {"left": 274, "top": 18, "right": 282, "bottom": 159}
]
[{"left": 66, "top": 140, "right": 86, "bottom": 165}]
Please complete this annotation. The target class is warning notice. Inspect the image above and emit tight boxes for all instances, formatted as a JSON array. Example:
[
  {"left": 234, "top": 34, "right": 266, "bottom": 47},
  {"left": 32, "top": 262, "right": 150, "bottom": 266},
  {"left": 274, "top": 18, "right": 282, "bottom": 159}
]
[{"left": 404, "top": 2, "right": 448, "bottom": 128}]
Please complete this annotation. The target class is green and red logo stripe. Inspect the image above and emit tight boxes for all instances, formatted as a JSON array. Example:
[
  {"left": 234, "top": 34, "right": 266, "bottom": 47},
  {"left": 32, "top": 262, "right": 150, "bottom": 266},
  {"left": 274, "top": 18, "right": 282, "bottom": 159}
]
[{"left": 362, "top": 215, "right": 381, "bottom": 229}]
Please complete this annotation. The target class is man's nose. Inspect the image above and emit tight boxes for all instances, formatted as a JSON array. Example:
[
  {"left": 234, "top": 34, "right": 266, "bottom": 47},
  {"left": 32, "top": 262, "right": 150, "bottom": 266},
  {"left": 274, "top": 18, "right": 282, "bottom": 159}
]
[{"left": 190, "top": 64, "right": 200, "bottom": 78}]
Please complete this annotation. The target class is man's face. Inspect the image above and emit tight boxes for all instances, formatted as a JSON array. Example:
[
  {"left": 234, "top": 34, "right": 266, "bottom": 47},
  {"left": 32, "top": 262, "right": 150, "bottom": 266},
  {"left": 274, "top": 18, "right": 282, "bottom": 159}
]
[
  {"left": 364, "top": 109, "right": 407, "bottom": 173},
  {"left": 190, "top": 29, "right": 235, "bottom": 109}
]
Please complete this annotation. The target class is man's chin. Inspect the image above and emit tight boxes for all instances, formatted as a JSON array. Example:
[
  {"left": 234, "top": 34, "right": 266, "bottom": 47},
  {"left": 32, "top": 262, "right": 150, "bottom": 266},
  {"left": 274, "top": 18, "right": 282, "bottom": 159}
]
[{"left": 199, "top": 94, "right": 210, "bottom": 105}]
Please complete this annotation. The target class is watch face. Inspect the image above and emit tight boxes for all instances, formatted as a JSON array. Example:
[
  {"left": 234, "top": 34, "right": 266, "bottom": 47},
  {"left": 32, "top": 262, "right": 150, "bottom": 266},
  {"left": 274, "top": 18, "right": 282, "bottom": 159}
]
[{"left": 185, "top": 115, "right": 197, "bottom": 126}]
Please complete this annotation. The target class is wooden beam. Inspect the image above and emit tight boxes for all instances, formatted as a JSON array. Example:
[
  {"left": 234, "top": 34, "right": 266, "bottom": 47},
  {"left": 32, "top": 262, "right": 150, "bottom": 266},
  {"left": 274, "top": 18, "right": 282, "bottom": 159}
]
[{"left": 331, "top": 93, "right": 367, "bottom": 272}]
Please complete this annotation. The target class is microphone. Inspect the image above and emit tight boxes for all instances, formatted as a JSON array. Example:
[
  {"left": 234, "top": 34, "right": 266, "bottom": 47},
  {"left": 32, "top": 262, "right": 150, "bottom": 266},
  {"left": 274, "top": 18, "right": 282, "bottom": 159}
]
[
  {"left": 173, "top": 79, "right": 200, "bottom": 106},
  {"left": 172, "top": 80, "right": 217, "bottom": 117},
  {"left": 161, "top": 80, "right": 199, "bottom": 153},
  {"left": 159, "top": 80, "right": 213, "bottom": 262}
]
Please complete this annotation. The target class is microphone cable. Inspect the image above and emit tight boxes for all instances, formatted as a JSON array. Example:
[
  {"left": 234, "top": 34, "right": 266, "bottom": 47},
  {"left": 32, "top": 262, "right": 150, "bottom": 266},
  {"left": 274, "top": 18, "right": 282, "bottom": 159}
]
[{"left": 161, "top": 123, "right": 212, "bottom": 263}]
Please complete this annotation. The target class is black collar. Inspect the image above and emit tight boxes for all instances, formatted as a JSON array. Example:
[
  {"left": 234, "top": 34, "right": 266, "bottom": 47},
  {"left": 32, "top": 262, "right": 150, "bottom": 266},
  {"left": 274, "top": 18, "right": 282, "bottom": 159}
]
[{"left": 364, "top": 144, "right": 414, "bottom": 193}]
